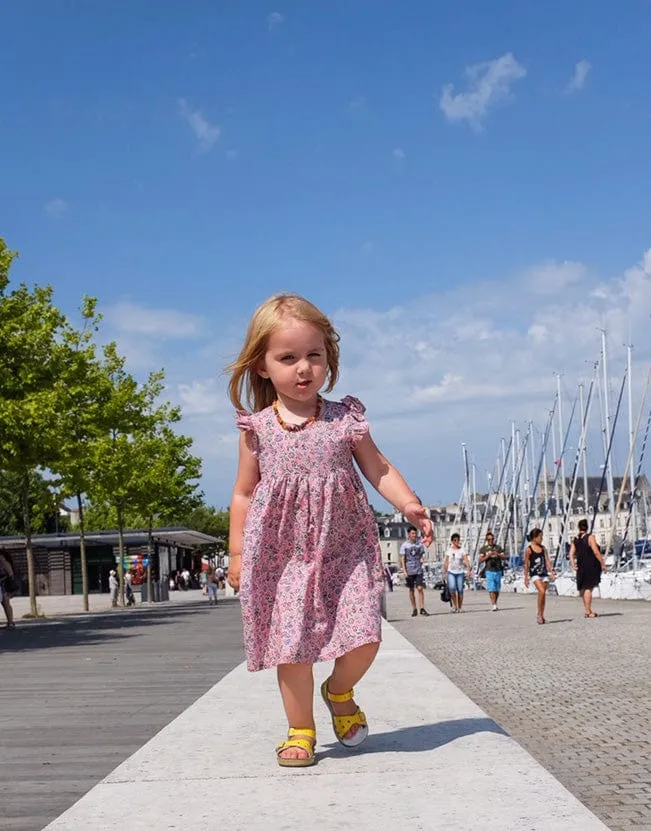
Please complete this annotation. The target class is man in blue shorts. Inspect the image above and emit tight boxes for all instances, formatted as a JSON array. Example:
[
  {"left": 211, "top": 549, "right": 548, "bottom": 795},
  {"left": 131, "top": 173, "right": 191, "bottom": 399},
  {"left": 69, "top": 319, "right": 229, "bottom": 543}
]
[
  {"left": 400, "top": 527, "right": 429, "bottom": 618},
  {"left": 478, "top": 532, "right": 508, "bottom": 611}
]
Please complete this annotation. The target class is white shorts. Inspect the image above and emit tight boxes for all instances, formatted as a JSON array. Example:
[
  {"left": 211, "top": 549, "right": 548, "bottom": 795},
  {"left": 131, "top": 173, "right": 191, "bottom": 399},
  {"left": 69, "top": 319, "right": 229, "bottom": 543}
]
[{"left": 531, "top": 575, "right": 549, "bottom": 584}]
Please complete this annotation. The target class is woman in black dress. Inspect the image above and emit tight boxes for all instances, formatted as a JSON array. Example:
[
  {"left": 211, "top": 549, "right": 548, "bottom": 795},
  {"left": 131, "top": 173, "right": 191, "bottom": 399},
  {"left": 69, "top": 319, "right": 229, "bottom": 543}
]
[{"left": 569, "top": 519, "right": 607, "bottom": 618}]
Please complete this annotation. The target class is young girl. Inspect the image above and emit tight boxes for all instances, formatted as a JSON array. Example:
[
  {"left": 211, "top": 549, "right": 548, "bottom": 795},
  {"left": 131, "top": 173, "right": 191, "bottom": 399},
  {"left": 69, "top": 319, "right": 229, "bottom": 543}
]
[
  {"left": 227, "top": 294, "right": 433, "bottom": 768},
  {"left": 523, "top": 528, "right": 556, "bottom": 625}
]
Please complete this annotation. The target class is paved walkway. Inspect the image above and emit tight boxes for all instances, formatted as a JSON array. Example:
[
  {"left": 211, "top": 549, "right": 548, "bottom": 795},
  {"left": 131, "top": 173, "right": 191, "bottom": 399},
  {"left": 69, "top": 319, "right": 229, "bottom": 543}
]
[
  {"left": 387, "top": 588, "right": 651, "bottom": 831},
  {"left": 41, "top": 620, "right": 607, "bottom": 831}
]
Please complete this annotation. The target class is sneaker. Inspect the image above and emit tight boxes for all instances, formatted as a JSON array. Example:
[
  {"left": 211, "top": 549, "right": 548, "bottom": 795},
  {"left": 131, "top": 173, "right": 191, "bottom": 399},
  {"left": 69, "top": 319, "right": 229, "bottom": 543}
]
[
  {"left": 492, "top": 604, "right": 498, "bottom": 612},
  {"left": 419, "top": 609, "right": 430, "bottom": 617},
  {"left": 411, "top": 609, "right": 418, "bottom": 617}
]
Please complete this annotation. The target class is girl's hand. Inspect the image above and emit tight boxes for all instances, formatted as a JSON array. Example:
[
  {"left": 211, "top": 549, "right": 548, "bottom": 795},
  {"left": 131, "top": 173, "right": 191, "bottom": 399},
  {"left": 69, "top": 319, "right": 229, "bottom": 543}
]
[
  {"left": 403, "top": 502, "right": 434, "bottom": 546},
  {"left": 524, "top": 577, "right": 530, "bottom": 588},
  {"left": 227, "top": 556, "right": 241, "bottom": 591}
]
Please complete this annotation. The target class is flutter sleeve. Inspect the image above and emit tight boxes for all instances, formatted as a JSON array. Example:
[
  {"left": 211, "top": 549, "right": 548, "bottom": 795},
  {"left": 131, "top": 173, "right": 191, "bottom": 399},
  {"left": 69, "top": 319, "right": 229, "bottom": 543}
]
[
  {"left": 235, "top": 411, "right": 259, "bottom": 456},
  {"left": 341, "top": 395, "right": 369, "bottom": 445}
]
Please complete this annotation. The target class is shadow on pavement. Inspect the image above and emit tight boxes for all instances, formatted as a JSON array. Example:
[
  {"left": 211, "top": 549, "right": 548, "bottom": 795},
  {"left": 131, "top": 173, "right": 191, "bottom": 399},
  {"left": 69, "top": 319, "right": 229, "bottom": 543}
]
[
  {"left": 0, "top": 603, "right": 232, "bottom": 654},
  {"left": 321, "top": 717, "right": 506, "bottom": 758}
]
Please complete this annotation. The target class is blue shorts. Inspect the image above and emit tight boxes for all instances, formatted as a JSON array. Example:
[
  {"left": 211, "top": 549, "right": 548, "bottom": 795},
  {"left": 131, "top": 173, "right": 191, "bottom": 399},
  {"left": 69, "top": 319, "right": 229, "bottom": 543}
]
[
  {"left": 447, "top": 572, "right": 465, "bottom": 594},
  {"left": 485, "top": 570, "right": 502, "bottom": 593}
]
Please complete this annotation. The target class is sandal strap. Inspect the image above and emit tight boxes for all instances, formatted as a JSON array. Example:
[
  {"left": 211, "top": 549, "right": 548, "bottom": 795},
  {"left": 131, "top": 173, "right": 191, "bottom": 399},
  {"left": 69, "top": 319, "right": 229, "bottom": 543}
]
[
  {"left": 288, "top": 727, "right": 316, "bottom": 739},
  {"left": 324, "top": 684, "right": 355, "bottom": 703},
  {"left": 277, "top": 738, "right": 315, "bottom": 756},
  {"left": 332, "top": 709, "right": 367, "bottom": 737}
]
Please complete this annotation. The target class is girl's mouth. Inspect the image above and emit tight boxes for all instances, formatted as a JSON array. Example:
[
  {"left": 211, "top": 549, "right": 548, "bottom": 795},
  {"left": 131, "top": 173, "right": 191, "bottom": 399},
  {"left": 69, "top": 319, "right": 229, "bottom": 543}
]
[{"left": 296, "top": 380, "right": 312, "bottom": 389}]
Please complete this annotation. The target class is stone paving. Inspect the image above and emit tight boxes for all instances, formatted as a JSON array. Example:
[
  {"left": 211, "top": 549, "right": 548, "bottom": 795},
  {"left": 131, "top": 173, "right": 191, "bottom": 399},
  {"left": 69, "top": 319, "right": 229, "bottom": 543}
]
[{"left": 387, "top": 588, "right": 651, "bottom": 831}]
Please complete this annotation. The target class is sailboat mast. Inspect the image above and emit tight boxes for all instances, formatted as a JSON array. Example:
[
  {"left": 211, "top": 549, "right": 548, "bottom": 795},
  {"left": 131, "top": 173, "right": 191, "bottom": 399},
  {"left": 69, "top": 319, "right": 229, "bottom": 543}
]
[
  {"left": 556, "top": 373, "right": 567, "bottom": 515},
  {"left": 579, "top": 382, "right": 590, "bottom": 515},
  {"left": 627, "top": 342, "right": 638, "bottom": 542},
  {"left": 601, "top": 328, "right": 616, "bottom": 527}
]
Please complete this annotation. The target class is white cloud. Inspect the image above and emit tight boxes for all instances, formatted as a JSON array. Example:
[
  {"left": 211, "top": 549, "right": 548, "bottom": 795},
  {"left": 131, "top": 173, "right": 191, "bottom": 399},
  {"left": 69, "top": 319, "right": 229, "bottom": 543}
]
[
  {"left": 178, "top": 98, "right": 220, "bottom": 151},
  {"left": 440, "top": 52, "right": 527, "bottom": 130},
  {"left": 267, "top": 11, "right": 284, "bottom": 30},
  {"left": 104, "top": 302, "right": 206, "bottom": 339},
  {"left": 565, "top": 60, "right": 591, "bottom": 94},
  {"left": 45, "top": 198, "right": 68, "bottom": 218},
  {"left": 115, "top": 249, "right": 651, "bottom": 508},
  {"left": 393, "top": 148, "right": 406, "bottom": 160}
]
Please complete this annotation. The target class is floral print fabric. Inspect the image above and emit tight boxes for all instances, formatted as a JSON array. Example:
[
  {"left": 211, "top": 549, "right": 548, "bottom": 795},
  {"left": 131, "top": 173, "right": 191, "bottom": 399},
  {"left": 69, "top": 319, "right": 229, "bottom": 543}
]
[{"left": 235, "top": 396, "right": 384, "bottom": 671}]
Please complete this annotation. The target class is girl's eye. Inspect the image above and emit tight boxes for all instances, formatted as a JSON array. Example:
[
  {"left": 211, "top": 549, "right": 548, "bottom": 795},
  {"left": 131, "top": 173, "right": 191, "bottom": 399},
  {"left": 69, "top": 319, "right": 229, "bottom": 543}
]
[
  {"left": 281, "top": 355, "right": 294, "bottom": 362},
  {"left": 308, "top": 352, "right": 321, "bottom": 358}
]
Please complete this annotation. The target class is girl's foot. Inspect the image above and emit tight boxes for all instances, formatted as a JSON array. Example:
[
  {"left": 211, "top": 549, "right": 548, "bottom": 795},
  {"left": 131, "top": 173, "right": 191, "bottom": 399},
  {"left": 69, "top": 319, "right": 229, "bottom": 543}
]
[
  {"left": 277, "top": 728, "right": 316, "bottom": 767},
  {"left": 537, "top": 614, "right": 545, "bottom": 625},
  {"left": 411, "top": 609, "right": 418, "bottom": 617},
  {"left": 321, "top": 679, "right": 368, "bottom": 746},
  {"left": 584, "top": 611, "right": 598, "bottom": 618}
]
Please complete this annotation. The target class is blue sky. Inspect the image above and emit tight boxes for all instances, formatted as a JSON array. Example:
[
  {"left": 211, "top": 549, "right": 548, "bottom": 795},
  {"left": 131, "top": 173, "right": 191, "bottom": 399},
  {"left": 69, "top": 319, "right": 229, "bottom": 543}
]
[{"left": 2, "top": 1, "right": 651, "bottom": 509}]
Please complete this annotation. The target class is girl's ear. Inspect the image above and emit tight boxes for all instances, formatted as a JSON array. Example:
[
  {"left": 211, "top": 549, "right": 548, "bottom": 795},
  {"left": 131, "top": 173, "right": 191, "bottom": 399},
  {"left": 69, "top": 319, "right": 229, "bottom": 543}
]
[{"left": 257, "top": 362, "right": 270, "bottom": 379}]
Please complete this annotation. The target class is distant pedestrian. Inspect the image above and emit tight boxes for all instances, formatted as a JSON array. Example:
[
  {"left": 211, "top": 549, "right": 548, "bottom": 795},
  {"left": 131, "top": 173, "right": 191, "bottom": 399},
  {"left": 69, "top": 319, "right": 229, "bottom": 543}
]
[
  {"left": 125, "top": 571, "right": 135, "bottom": 606},
  {"left": 523, "top": 528, "right": 556, "bottom": 625},
  {"left": 206, "top": 565, "right": 219, "bottom": 606},
  {"left": 0, "top": 552, "right": 17, "bottom": 630},
  {"left": 442, "top": 533, "right": 471, "bottom": 613},
  {"left": 400, "top": 527, "right": 429, "bottom": 617},
  {"left": 478, "top": 532, "right": 508, "bottom": 611},
  {"left": 569, "top": 519, "right": 607, "bottom": 618},
  {"left": 109, "top": 570, "right": 119, "bottom": 607}
]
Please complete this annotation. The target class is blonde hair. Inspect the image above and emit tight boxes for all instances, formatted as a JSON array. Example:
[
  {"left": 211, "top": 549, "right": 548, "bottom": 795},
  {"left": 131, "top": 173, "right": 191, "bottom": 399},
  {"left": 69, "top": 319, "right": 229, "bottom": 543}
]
[{"left": 227, "top": 294, "right": 340, "bottom": 412}]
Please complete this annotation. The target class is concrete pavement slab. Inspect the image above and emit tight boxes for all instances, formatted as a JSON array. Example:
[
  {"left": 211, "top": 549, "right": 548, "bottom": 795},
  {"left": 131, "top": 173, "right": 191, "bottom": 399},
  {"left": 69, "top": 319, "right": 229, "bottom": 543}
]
[{"left": 43, "top": 622, "right": 609, "bottom": 831}]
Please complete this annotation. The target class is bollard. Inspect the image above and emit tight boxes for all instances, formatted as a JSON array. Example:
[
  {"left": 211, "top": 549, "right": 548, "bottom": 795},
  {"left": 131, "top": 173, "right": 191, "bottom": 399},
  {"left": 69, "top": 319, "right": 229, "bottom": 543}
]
[
  {"left": 141, "top": 583, "right": 148, "bottom": 603},
  {"left": 153, "top": 581, "right": 160, "bottom": 602},
  {"left": 380, "top": 589, "right": 387, "bottom": 620},
  {"left": 161, "top": 582, "right": 169, "bottom": 601}
]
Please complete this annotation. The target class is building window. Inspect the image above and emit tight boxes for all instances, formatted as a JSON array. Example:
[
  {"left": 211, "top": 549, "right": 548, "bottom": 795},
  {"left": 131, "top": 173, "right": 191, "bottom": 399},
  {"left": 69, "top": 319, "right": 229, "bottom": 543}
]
[
  {"left": 599, "top": 519, "right": 604, "bottom": 529},
  {"left": 384, "top": 528, "right": 390, "bottom": 538}
]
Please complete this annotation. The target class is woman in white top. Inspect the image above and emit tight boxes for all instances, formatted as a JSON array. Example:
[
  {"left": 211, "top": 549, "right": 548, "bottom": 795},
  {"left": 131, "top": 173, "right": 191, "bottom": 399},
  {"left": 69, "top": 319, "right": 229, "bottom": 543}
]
[{"left": 442, "top": 533, "right": 472, "bottom": 612}]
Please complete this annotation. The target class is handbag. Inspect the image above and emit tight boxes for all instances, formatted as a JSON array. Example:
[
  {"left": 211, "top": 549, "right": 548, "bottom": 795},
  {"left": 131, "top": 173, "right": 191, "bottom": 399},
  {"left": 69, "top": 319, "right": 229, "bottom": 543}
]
[{"left": 440, "top": 584, "right": 451, "bottom": 603}]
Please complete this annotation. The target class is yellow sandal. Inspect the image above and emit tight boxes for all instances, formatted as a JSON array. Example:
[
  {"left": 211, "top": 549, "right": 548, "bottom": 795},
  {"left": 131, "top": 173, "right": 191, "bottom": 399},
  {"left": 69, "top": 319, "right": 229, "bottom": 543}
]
[
  {"left": 320, "top": 678, "right": 369, "bottom": 749},
  {"left": 276, "top": 727, "right": 317, "bottom": 768}
]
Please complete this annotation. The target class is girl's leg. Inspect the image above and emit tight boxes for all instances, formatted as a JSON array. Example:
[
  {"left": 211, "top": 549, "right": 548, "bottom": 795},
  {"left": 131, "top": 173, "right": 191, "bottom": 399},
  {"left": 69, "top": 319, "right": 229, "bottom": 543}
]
[
  {"left": 535, "top": 581, "right": 546, "bottom": 621},
  {"left": 277, "top": 662, "right": 315, "bottom": 761},
  {"left": 582, "top": 588, "right": 594, "bottom": 615},
  {"left": 457, "top": 576, "right": 465, "bottom": 610},
  {"left": 328, "top": 641, "right": 380, "bottom": 740},
  {"left": 2, "top": 597, "right": 14, "bottom": 626}
]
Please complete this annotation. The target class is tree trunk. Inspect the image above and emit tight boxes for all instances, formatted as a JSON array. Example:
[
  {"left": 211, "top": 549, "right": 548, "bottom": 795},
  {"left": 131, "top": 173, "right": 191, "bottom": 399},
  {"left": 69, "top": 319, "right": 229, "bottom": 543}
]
[
  {"left": 147, "top": 515, "right": 153, "bottom": 605},
  {"left": 22, "top": 471, "right": 37, "bottom": 617},
  {"left": 77, "top": 493, "right": 89, "bottom": 612},
  {"left": 116, "top": 503, "right": 125, "bottom": 607}
]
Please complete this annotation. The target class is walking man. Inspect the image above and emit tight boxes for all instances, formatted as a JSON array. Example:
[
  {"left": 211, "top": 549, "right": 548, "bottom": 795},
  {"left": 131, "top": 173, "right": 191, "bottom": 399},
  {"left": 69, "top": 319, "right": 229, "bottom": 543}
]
[
  {"left": 400, "top": 526, "right": 429, "bottom": 618},
  {"left": 478, "top": 531, "right": 508, "bottom": 611},
  {"left": 206, "top": 565, "right": 219, "bottom": 606}
]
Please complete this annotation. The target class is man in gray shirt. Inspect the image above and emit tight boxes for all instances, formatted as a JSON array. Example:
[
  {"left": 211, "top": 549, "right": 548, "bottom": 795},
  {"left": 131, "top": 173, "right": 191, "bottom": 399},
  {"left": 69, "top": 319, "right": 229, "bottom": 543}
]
[{"left": 400, "top": 527, "right": 429, "bottom": 618}]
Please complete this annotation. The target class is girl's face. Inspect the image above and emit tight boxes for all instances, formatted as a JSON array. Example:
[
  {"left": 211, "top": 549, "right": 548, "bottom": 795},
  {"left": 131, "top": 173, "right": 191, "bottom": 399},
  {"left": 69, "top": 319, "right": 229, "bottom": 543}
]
[
  {"left": 532, "top": 533, "right": 542, "bottom": 545},
  {"left": 452, "top": 538, "right": 460, "bottom": 548},
  {"left": 259, "top": 319, "right": 328, "bottom": 405}
]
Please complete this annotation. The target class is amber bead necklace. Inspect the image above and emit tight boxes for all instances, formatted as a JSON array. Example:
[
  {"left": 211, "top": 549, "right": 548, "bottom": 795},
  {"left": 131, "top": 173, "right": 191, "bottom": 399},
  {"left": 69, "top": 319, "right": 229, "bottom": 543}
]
[{"left": 272, "top": 396, "right": 323, "bottom": 432}]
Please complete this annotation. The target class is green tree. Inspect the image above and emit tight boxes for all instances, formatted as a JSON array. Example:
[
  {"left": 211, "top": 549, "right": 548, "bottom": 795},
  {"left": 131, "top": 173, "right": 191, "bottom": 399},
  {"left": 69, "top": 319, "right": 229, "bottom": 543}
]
[
  {"left": 85, "top": 345, "right": 175, "bottom": 605},
  {"left": 0, "top": 238, "right": 78, "bottom": 614},
  {"left": 0, "top": 469, "right": 67, "bottom": 536},
  {"left": 53, "top": 298, "right": 109, "bottom": 611},
  {"left": 182, "top": 504, "right": 229, "bottom": 545},
  {"left": 129, "top": 425, "right": 202, "bottom": 601}
]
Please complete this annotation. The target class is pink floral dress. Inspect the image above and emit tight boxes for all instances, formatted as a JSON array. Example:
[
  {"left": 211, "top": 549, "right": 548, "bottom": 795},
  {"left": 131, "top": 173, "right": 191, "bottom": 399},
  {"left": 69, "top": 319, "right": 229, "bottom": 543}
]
[{"left": 235, "top": 396, "right": 384, "bottom": 672}]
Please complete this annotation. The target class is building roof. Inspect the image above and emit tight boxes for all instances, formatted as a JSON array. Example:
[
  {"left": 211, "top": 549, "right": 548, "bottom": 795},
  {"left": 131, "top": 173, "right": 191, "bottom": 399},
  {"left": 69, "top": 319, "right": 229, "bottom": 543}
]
[{"left": 0, "top": 527, "right": 221, "bottom": 550}]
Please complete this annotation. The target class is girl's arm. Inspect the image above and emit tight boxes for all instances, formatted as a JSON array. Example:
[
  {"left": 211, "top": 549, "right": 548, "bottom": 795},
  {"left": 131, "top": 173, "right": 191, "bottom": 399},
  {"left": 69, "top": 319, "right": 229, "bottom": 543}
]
[
  {"left": 544, "top": 547, "right": 556, "bottom": 576},
  {"left": 569, "top": 541, "right": 577, "bottom": 570},
  {"left": 523, "top": 547, "right": 530, "bottom": 582},
  {"left": 354, "top": 433, "right": 432, "bottom": 544},
  {"left": 464, "top": 554, "right": 472, "bottom": 575},
  {"left": 228, "top": 433, "right": 261, "bottom": 559},
  {"left": 442, "top": 554, "right": 449, "bottom": 577}
]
